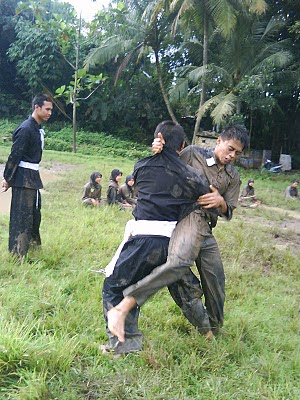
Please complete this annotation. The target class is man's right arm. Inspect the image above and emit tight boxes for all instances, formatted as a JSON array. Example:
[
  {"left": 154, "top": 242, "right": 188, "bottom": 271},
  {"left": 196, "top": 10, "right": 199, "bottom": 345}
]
[{"left": 4, "top": 126, "right": 28, "bottom": 184}]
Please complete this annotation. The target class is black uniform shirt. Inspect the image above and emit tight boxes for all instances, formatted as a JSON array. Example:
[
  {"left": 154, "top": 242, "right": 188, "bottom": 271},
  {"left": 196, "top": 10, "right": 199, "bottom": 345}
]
[
  {"left": 4, "top": 116, "right": 43, "bottom": 189},
  {"left": 133, "top": 147, "right": 211, "bottom": 221}
]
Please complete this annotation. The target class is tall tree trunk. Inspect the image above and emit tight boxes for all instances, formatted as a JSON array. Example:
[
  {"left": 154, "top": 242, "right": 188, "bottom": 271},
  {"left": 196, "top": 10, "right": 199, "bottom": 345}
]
[
  {"left": 154, "top": 49, "right": 178, "bottom": 123},
  {"left": 193, "top": 9, "right": 208, "bottom": 144},
  {"left": 73, "top": 15, "right": 81, "bottom": 153}
]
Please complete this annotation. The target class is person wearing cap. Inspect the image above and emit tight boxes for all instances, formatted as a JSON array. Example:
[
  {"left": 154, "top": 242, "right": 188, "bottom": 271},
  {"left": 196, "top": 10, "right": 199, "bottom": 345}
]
[
  {"left": 82, "top": 172, "right": 102, "bottom": 207},
  {"left": 284, "top": 179, "right": 299, "bottom": 199},
  {"left": 119, "top": 175, "right": 137, "bottom": 208},
  {"left": 1, "top": 94, "right": 53, "bottom": 257},
  {"left": 239, "top": 178, "right": 261, "bottom": 208}
]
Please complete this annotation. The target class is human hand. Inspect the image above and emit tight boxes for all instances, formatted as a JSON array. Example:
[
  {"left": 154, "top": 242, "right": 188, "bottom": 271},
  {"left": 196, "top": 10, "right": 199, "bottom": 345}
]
[
  {"left": 152, "top": 132, "right": 165, "bottom": 154},
  {"left": 197, "top": 185, "right": 226, "bottom": 212},
  {"left": 1, "top": 179, "right": 8, "bottom": 192}
]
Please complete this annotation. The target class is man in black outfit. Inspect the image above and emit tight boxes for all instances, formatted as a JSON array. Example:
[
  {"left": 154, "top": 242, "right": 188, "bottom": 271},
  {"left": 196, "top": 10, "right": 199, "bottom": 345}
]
[{"left": 1, "top": 94, "right": 53, "bottom": 256}]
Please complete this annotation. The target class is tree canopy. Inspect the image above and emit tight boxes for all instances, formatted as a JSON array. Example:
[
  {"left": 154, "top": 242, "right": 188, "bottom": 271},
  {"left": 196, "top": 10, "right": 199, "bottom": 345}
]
[{"left": 0, "top": 0, "right": 299, "bottom": 160}]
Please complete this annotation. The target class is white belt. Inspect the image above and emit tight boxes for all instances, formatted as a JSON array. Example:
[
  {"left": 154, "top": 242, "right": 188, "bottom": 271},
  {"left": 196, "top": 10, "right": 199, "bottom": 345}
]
[
  {"left": 18, "top": 161, "right": 39, "bottom": 171},
  {"left": 105, "top": 219, "right": 177, "bottom": 277}
]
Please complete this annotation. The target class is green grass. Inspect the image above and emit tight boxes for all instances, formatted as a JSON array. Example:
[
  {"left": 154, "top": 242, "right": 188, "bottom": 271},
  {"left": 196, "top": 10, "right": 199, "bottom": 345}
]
[{"left": 0, "top": 146, "right": 299, "bottom": 399}]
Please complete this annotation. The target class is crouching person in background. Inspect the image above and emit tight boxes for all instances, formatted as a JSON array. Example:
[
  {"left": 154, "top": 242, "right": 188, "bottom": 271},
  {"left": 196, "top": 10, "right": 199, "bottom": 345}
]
[{"left": 82, "top": 172, "right": 103, "bottom": 207}]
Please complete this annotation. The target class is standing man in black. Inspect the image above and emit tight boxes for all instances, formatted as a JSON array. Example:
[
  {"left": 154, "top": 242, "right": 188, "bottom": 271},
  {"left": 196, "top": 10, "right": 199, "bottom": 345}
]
[{"left": 1, "top": 94, "right": 53, "bottom": 256}]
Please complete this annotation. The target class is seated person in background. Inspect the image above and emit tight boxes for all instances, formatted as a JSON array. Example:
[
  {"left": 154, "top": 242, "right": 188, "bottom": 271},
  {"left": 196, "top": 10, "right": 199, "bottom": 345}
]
[
  {"left": 82, "top": 172, "right": 102, "bottom": 207},
  {"left": 239, "top": 178, "right": 261, "bottom": 208},
  {"left": 107, "top": 169, "right": 132, "bottom": 209},
  {"left": 284, "top": 179, "right": 299, "bottom": 200},
  {"left": 119, "top": 175, "right": 137, "bottom": 208}
]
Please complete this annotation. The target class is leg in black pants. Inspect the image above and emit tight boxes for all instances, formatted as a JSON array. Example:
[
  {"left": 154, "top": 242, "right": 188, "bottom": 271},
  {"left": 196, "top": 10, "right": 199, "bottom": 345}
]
[
  {"left": 9, "top": 187, "right": 41, "bottom": 256},
  {"left": 102, "top": 235, "right": 169, "bottom": 354}
]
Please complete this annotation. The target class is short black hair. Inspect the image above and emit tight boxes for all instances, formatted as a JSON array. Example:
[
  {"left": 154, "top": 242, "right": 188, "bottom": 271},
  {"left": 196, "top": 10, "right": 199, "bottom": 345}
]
[
  {"left": 32, "top": 94, "right": 52, "bottom": 110},
  {"left": 220, "top": 124, "right": 249, "bottom": 150},
  {"left": 154, "top": 120, "right": 185, "bottom": 151}
]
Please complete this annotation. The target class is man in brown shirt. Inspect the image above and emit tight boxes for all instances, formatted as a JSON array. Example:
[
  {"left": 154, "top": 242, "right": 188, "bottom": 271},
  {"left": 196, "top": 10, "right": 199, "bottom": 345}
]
[{"left": 107, "top": 125, "right": 249, "bottom": 342}]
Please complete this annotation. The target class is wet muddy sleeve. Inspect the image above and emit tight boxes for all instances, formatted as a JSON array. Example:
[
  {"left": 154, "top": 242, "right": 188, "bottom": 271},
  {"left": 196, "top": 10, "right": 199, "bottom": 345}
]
[{"left": 221, "top": 174, "right": 241, "bottom": 220}]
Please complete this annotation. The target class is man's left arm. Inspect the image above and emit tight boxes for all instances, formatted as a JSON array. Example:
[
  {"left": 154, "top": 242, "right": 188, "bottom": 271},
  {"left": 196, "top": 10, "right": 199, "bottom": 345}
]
[{"left": 198, "top": 174, "right": 241, "bottom": 220}]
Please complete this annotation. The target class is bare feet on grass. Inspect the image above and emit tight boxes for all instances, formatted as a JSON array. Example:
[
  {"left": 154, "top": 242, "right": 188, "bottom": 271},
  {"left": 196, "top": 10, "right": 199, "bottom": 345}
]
[
  {"left": 107, "top": 307, "right": 126, "bottom": 343},
  {"left": 205, "top": 330, "right": 214, "bottom": 340}
]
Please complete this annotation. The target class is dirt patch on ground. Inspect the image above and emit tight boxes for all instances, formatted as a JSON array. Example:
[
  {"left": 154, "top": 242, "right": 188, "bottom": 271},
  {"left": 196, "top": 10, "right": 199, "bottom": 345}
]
[
  {"left": 237, "top": 204, "right": 300, "bottom": 254},
  {"left": 0, "top": 162, "right": 75, "bottom": 215}
]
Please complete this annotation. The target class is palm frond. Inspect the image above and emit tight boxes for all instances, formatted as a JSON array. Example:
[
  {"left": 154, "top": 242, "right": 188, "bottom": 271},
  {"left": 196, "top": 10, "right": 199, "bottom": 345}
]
[
  {"left": 246, "top": 0, "right": 268, "bottom": 15},
  {"left": 85, "top": 37, "right": 136, "bottom": 70},
  {"left": 169, "top": 77, "right": 189, "bottom": 101},
  {"left": 210, "top": 92, "right": 237, "bottom": 125},
  {"left": 207, "top": 0, "right": 237, "bottom": 37},
  {"left": 170, "top": 0, "right": 194, "bottom": 38},
  {"left": 251, "top": 51, "right": 293, "bottom": 74},
  {"left": 262, "top": 17, "right": 285, "bottom": 39},
  {"left": 196, "top": 92, "right": 225, "bottom": 120}
]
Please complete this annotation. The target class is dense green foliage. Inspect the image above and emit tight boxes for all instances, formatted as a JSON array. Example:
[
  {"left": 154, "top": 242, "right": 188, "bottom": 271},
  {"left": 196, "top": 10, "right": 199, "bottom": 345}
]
[
  {"left": 0, "top": 118, "right": 151, "bottom": 159},
  {"left": 0, "top": 0, "right": 299, "bottom": 157},
  {"left": 0, "top": 146, "right": 299, "bottom": 398}
]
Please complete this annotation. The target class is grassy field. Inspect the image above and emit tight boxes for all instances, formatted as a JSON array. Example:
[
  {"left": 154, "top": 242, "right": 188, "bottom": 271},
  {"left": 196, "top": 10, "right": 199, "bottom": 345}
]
[{"left": 0, "top": 145, "right": 299, "bottom": 400}]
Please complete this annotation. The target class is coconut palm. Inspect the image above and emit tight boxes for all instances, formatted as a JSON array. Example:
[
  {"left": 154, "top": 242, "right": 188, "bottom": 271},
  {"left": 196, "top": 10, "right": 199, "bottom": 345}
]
[
  {"left": 153, "top": 0, "right": 268, "bottom": 141},
  {"left": 85, "top": 1, "right": 179, "bottom": 122},
  {"left": 170, "top": 15, "right": 293, "bottom": 137}
]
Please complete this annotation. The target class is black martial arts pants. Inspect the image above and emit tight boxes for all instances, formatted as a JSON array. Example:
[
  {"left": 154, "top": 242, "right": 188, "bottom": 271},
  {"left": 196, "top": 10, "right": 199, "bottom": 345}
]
[
  {"left": 9, "top": 187, "right": 41, "bottom": 256},
  {"left": 102, "top": 235, "right": 169, "bottom": 354}
]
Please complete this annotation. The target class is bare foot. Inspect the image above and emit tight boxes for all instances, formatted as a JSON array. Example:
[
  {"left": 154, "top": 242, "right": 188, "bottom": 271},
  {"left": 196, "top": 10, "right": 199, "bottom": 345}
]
[
  {"left": 205, "top": 330, "right": 214, "bottom": 341},
  {"left": 107, "top": 307, "right": 126, "bottom": 343}
]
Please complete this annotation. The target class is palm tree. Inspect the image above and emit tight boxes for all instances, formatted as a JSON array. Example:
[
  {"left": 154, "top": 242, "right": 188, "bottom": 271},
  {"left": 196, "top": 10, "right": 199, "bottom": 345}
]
[
  {"left": 171, "top": 15, "right": 293, "bottom": 145},
  {"left": 154, "top": 0, "right": 267, "bottom": 141},
  {"left": 85, "top": 1, "right": 178, "bottom": 122}
]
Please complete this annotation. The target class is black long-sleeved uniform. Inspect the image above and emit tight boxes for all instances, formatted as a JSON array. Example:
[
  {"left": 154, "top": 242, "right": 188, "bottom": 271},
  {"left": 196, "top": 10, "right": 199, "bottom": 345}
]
[{"left": 4, "top": 116, "right": 44, "bottom": 255}]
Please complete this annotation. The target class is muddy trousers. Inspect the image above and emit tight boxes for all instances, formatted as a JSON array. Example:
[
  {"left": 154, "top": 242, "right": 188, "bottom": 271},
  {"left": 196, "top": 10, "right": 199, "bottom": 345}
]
[
  {"left": 102, "top": 235, "right": 170, "bottom": 354},
  {"left": 168, "top": 234, "right": 225, "bottom": 332},
  {"left": 9, "top": 187, "right": 41, "bottom": 256},
  {"left": 124, "top": 210, "right": 225, "bottom": 333}
]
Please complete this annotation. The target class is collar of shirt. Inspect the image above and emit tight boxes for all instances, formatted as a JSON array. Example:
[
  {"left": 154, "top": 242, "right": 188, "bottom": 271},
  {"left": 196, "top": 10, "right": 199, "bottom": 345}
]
[
  {"left": 28, "top": 115, "right": 41, "bottom": 130},
  {"left": 209, "top": 150, "right": 235, "bottom": 179}
]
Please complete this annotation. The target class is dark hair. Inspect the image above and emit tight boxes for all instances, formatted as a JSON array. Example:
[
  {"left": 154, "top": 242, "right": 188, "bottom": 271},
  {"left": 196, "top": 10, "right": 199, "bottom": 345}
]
[
  {"left": 110, "top": 169, "right": 122, "bottom": 181},
  {"left": 248, "top": 178, "right": 254, "bottom": 184},
  {"left": 292, "top": 179, "right": 299, "bottom": 184},
  {"left": 220, "top": 124, "right": 249, "bottom": 150},
  {"left": 32, "top": 94, "right": 53, "bottom": 110},
  {"left": 154, "top": 120, "right": 185, "bottom": 151}
]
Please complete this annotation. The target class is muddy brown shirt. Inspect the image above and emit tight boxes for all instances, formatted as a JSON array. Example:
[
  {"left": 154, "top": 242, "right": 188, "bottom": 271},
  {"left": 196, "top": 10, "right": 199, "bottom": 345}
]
[
  {"left": 107, "top": 181, "right": 122, "bottom": 205},
  {"left": 241, "top": 185, "right": 255, "bottom": 197},
  {"left": 285, "top": 185, "right": 299, "bottom": 199},
  {"left": 119, "top": 183, "right": 137, "bottom": 205},
  {"left": 180, "top": 145, "right": 241, "bottom": 227},
  {"left": 82, "top": 182, "right": 102, "bottom": 201}
]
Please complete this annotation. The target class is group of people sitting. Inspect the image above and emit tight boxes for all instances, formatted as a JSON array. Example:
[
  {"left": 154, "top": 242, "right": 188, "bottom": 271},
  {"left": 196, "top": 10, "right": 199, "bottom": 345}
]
[
  {"left": 239, "top": 177, "right": 299, "bottom": 208},
  {"left": 82, "top": 169, "right": 137, "bottom": 209}
]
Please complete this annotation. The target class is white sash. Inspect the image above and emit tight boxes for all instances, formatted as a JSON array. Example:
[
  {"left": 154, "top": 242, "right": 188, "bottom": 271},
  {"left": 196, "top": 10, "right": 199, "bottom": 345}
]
[
  {"left": 105, "top": 220, "right": 177, "bottom": 277},
  {"left": 18, "top": 161, "right": 39, "bottom": 171}
]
